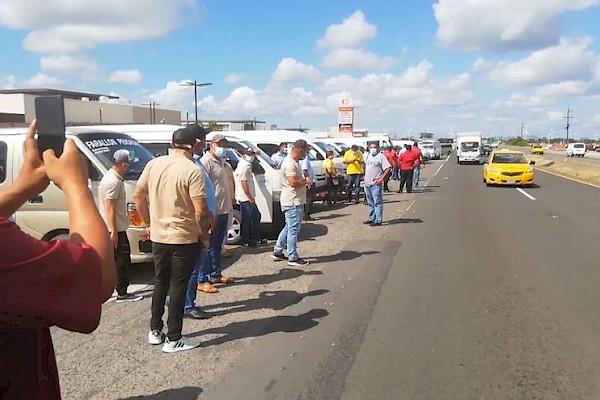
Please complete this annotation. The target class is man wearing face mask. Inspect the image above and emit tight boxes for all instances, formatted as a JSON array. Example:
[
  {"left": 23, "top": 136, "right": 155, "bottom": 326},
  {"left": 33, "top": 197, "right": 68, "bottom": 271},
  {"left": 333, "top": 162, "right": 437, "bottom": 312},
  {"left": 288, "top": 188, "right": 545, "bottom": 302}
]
[
  {"left": 271, "top": 143, "right": 288, "bottom": 168},
  {"left": 197, "top": 134, "right": 235, "bottom": 293},
  {"left": 234, "top": 148, "right": 261, "bottom": 247},
  {"left": 363, "top": 143, "right": 392, "bottom": 226}
]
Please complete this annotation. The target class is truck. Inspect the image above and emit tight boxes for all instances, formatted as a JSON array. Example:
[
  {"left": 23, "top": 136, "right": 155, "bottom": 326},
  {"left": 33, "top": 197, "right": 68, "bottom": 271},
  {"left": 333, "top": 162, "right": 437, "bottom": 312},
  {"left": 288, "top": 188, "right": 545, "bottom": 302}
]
[{"left": 456, "top": 131, "right": 482, "bottom": 164}]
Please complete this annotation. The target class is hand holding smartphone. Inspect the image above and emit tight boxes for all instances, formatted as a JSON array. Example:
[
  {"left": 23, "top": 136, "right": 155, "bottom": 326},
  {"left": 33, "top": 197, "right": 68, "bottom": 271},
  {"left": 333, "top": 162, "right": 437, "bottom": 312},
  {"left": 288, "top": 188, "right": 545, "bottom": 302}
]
[{"left": 35, "top": 95, "right": 66, "bottom": 157}]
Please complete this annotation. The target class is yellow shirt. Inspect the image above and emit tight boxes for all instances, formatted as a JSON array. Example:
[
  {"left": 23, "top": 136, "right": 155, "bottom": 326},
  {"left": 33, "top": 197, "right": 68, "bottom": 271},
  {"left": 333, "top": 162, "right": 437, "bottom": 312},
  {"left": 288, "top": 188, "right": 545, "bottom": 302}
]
[
  {"left": 343, "top": 149, "right": 363, "bottom": 175},
  {"left": 323, "top": 158, "right": 336, "bottom": 177}
]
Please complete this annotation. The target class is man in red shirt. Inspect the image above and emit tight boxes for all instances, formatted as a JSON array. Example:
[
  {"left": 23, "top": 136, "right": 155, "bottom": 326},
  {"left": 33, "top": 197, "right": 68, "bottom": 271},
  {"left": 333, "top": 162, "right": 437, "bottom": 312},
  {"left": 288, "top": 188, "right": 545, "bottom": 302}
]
[
  {"left": 0, "top": 121, "right": 116, "bottom": 399},
  {"left": 412, "top": 141, "right": 423, "bottom": 189},
  {"left": 397, "top": 144, "right": 416, "bottom": 193},
  {"left": 382, "top": 146, "right": 397, "bottom": 192}
]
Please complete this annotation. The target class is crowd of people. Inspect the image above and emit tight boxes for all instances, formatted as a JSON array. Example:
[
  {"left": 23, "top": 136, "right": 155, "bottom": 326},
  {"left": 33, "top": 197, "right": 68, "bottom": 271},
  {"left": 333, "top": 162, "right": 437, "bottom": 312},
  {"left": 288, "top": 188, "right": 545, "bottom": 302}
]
[{"left": 0, "top": 120, "right": 426, "bottom": 398}]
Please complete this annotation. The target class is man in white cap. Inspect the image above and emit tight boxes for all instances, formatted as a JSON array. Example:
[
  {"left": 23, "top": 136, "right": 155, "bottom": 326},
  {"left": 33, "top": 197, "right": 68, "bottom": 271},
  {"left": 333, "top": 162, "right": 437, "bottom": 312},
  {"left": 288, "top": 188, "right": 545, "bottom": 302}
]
[{"left": 98, "top": 149, "right": 143, "bottom": 303}]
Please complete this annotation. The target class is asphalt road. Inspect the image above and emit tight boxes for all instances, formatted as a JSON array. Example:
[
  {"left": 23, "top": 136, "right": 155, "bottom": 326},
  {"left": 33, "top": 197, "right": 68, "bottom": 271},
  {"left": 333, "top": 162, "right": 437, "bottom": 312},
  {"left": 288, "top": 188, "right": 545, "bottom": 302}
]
[{"left": 54, "top": 157, "right": 600, "bottom": 399}]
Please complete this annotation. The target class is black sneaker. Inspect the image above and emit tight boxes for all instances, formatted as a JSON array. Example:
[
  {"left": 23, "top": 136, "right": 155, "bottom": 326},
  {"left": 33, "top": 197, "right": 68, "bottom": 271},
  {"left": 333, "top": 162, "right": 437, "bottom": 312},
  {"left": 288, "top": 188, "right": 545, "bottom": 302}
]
[
  {"left": 363, "top": 220, "right": 374, "bottom": 225},
  {"left": 116, "top": 293, "right": 143, "bottom": 303},
  {"left": 184, "top": 308, "right": 211, "bottom": 320},
  {"left": 288, "top": 258, "right": 310, "bottom": 267},
  {"left": 271, "top": 252, "right": 288, "bottom": 261},
  {"left": 369, "top": 222, "right": 382, "bottom": 227}
]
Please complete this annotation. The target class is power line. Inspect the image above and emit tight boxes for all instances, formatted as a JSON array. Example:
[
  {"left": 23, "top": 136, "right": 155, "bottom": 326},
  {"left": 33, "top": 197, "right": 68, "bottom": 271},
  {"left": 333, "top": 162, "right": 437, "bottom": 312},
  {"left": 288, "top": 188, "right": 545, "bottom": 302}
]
[{"left": 563, "top": 108, "right": 573, "bottom": 143}]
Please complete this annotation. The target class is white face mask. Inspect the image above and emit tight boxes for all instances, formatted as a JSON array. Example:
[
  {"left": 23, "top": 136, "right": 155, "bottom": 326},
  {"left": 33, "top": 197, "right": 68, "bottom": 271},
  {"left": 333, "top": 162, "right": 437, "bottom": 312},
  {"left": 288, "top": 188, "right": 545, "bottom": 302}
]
[
  {"left": 245, "top": 155, "right": 255, "bottom": 163},
  {"left": 214, "top": 146, "right": 227, "bottom": 158},
  {"left": 369, "top": 148, "right": 379, "bottom": 155}
]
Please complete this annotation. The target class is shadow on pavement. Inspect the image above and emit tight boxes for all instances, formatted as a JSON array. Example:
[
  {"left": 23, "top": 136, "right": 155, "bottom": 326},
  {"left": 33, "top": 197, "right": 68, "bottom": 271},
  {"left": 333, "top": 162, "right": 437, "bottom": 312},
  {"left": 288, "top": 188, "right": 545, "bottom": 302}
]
[
  {"left": 312, "top": 250, "right": 380, "bottom": 264},
  {"left": 117, "top": 386, "right": 203, "bottom": 400},
  {"left": 189, "top": 308, "right": 329, "bottom": 346},
  {"left": 234, "top": 267, "right": 323, "bottom": 286},
  {"left": 386, "top": 218, "right": 423, "bottom": 225},
  {"left": 299, "top": 223, "right": 329, "bottom": 240},
  {"left": 204, "top": 289, "right": 329, "bottom": 316},
  {"left": 308, "top": 213, "right": 350, "bottom": 221}
]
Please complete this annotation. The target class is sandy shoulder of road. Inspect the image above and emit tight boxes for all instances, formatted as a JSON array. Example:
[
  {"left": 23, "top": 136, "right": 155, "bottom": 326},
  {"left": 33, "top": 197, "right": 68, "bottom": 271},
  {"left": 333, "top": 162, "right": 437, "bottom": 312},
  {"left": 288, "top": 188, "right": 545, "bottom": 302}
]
[{"left": 527, "top": 154, "right": 600, "bottom": 187}]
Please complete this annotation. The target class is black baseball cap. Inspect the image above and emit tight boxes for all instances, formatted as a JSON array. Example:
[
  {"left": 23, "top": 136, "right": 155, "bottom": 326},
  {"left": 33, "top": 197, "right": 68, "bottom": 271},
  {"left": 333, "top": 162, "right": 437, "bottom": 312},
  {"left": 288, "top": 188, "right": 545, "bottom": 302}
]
[{"left": 172, "top": 126, "right": 207, "bottom": 145}]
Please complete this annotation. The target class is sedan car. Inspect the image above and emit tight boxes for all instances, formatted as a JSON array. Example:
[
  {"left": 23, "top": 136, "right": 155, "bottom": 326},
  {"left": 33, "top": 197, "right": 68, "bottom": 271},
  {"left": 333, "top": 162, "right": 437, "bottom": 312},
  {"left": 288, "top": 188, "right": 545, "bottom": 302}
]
[
  {"left": 531, "top": 144, "right": 544, "bottom": 154},
  {"left": 483, "top": 149, "right": 535, "bottom": 186},
  {"left": 481, "top": 144, "right": 492, "bottom": 155}
]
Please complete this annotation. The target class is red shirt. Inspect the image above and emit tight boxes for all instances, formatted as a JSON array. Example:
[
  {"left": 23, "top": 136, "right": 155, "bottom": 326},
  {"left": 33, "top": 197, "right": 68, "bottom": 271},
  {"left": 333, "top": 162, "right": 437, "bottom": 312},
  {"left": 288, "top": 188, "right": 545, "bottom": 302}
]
[
  {"left": 0, "top": 218, "right": 103, "bottom": 399},
  {"left": 382, "top": 149, "right": 397, "bottom": 165},
  {"left": 399, "top": 150, "right": 417, "bottom": 170},
  {"left": 412, "top": 147, "right": 423, "bottom": 166}
]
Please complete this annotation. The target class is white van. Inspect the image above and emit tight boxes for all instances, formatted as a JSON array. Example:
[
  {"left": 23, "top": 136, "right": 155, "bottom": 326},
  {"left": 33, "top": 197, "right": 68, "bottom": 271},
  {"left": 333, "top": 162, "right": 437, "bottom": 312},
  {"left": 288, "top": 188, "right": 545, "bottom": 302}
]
[
  {"left": 102, "top": 124, "right": 285, "bottom": 243},
  {"left": 566, "top": 142, "right": 586, "bottom": 157},
  {"left": 224, "top": 130, "right": 344, "bottom": 201},
  {"left": 419, "top": 139, "right": 442, "bottom": 160},
  {"left": 0, "top": 127, "right": 155, "bottom": 264}
]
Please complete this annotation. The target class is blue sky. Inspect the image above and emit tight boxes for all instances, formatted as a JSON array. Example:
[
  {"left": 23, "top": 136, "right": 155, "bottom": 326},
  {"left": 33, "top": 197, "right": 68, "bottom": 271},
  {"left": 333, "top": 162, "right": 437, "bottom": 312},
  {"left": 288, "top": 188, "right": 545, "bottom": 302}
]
[{"left": 2, "top": 0, "right": 600, "bottom": 139}]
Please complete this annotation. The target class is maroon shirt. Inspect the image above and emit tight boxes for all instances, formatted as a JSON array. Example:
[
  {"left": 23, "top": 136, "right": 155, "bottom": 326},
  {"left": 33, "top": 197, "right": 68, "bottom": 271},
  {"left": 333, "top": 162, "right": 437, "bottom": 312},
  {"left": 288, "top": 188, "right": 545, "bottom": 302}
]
[
  {"left": 399, "top": 150, "right": 417, "bottom": 170},
  {"left": 0, "top": 218, "right": 103, "bottom": 399}
]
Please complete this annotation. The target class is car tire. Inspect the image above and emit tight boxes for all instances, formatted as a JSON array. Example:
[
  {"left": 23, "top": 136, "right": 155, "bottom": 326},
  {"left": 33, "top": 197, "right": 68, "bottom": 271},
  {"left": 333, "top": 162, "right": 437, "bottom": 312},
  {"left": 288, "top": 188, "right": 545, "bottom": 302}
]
[{"left": 226, "top": 209, "right": 242, "bottom": 245}]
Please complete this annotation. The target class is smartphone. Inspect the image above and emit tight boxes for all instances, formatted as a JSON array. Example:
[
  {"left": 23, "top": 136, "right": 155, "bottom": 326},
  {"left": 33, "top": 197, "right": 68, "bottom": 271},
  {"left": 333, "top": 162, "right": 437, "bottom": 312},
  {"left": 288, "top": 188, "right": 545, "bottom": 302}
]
[{"left": 35, "top": 95, "right": 66, "bottom": 157}]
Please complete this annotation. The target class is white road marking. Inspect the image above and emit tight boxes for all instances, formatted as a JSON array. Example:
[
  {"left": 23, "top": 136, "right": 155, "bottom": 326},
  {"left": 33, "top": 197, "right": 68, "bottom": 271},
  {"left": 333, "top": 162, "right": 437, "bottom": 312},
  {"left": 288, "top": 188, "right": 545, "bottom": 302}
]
[
  {"left": 516, "top": 188, "right": 536, "bottom": 201},
  {"left": 406, "top": 200, "right": 416, "bottom": 212},
  {"left": 434, "top": 163, "right": 445, "bottom": 177},
  {"left": 445, "top": 154, "right": 450, "bottom": 162}
]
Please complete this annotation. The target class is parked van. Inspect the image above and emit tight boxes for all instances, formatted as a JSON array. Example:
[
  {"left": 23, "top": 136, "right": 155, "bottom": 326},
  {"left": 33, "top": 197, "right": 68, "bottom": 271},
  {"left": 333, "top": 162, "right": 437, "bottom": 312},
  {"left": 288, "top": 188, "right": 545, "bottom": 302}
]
[
  {"left": 0, "top": 127, "right": 154, "bottom": 264},
  {"left": 346, "top": 135, "right": 394, "bottom": 150},
  {"left": 101, "top": 124, "right": 285, "bottom": 243},
  {"left": 566, "top": 142, "right": 586, "bottom": 157},
  {"left": 224, "top": 130, "right": 344, "bottom": 201},
  {"left": 419, "top": 139, "right": 442, "bottom": 160}
]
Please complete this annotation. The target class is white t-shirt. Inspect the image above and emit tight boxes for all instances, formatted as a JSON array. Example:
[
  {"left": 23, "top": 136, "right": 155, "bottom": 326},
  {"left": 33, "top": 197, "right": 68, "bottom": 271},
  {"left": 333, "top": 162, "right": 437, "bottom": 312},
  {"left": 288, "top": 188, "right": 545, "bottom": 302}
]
[
  {"left": 98, "top": 168, "right": 129, "bottom": 233},
  {"left": 234, "top": 159, "right": 255, "bottom": 202},
  {"left": 280, "top": 156, "right": 306, "bottom": 207}
]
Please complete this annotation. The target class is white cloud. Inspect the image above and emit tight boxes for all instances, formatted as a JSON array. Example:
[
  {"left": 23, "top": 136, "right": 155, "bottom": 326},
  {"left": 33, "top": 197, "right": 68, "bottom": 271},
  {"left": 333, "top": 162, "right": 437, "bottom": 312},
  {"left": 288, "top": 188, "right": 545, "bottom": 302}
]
[
  {"left": 148, "top": 80, "right": 197, "bottom": 111},
  {"left": 271, "top": 58, "right": 320, "bottom": 83},
  {"left": 0, "top": 75, "right": 18, "bottom": 89},
  {"left": 321, "top": 48, "right": 397, "bottom": 70},
  {"left": 317, "top": 10, "right": 377, "bottom": 49},
  {"left": 109, "top": 69, "right": 143, "bottom": 85},
  {"left": 0, "top": 0, "right": 197, "bottom": 54},
  {"left": 433, "top": 0, "right": 599, "bottom": 51},
  {"left": 487, "top": 37, "right": 598, "bottom": 87},
  {"left": 224, "top": 73, "right": 246, "bottom": 85},
  {"left": 26, "top": 73, "right": 62, "bottom": 87},
  {"left": 40, "top": 54, "right": 99, "bottom": 76}
]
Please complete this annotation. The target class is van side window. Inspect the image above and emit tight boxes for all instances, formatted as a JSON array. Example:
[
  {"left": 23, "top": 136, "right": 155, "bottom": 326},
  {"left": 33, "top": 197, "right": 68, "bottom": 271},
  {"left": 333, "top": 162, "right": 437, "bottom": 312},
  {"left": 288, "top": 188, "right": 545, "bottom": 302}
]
[
  {"left": 0, "top": 141, "right": 7, "bottom": 183},
  {"left": 87, "top": 159, "right": 103, "bottom": 181},
  {"left": 258, "top": 144, "right": 279, "bottom": 157}
]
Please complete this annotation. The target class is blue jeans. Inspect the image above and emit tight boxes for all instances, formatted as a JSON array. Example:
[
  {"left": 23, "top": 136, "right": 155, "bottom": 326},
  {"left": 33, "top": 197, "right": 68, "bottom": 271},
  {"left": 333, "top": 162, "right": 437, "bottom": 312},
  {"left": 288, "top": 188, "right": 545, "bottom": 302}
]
[
  {"left": 184, "top": 250, "right": 206, "bottom": 313},
  {"left": 240, "top": 201, "right": 261, "bottom": 244},
  {"left": 365, "top": 184, "right": 383, "bottom": 223},
  {"left": 347, "top": 174, "right": 362, "bottom": 201},
  {"left": 413, "top": 165, "right": 420, "bottom": 187},
  {"left": 198, "top": 213, "right": 228, "bottom": 283},
  {"left": 391, "top": 164, "right": 399, "bottom": 180},
  {"left": 274, "top": 205, "right": 304, "bottom": 262}
]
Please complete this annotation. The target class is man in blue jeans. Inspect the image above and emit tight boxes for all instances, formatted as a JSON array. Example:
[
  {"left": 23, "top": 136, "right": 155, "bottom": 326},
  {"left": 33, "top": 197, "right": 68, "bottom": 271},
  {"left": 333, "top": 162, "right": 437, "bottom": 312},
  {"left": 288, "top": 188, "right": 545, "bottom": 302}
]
[
  {"left": 273, "top": 139, "right": 310, "bottom": 267},
  {"left": 235, "top": 148, "right": 262, "bottom": 246},
  {"left": 363, "top": 143, "right": 392, "bottom": 226},
  {"left": 184, "top": 126, "right": 216, "bottom": 319},
  {"left": 198, "top": 134, "right": 235, "bottom": 293}
]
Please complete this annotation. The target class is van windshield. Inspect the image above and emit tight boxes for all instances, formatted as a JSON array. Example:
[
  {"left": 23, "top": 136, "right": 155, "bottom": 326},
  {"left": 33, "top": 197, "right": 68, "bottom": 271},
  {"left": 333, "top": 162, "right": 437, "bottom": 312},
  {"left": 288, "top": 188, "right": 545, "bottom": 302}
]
[
  {"left": 461, "top": 142, "right": 479, "bottom": 151},
  {"left": 78, "top": 133, "right": 154, "bottom": 180}
]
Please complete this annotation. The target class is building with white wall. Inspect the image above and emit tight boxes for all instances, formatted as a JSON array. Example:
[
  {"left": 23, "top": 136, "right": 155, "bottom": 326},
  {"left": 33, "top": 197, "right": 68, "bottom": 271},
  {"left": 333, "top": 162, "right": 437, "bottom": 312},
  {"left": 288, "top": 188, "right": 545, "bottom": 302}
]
[{"left": 0, "top": 88, "right": 180, "bottom": 127}]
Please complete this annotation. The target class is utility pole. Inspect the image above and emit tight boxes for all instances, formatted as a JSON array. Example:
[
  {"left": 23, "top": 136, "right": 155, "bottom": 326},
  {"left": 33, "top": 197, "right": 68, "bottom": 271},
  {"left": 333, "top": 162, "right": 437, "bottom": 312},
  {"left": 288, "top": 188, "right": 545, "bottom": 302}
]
[
  {"left": 520, "top": 122, "right": 524, "bottom": 139},
  {"left": 563, "top": 108, "right": 573, "bottom": 144}
]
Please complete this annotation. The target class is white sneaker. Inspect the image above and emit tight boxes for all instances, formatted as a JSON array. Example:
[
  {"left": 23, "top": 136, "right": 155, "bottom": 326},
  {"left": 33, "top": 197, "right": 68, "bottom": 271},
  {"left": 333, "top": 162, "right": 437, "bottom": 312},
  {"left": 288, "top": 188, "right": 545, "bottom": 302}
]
[
  {"left": 148, "top": 330, "right": 165, "bottom": 345},
  {"left": 161, "top": 336, "right": 201, "bottom": 353}
]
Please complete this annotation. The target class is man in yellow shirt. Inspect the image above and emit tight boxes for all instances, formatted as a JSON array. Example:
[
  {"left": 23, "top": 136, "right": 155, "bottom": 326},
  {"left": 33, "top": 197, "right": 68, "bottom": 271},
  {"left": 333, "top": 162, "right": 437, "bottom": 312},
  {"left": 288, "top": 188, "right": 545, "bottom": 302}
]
[
  {"left": 343, "top": 145, "right": 364, "bottom": 204},
  {"left": 323, "top": 150, "right": 339, "bottom": 205}
]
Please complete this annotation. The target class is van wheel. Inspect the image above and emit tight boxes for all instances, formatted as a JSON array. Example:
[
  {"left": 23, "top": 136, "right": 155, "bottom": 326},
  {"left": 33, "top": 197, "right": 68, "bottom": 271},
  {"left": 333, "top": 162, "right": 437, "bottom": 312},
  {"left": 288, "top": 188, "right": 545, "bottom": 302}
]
[
  {"left": 44, "top": 230, "right": 70, "bottom": 241},
  {"left": 227, "top": 209, "right": 242, "bottom": 245}
]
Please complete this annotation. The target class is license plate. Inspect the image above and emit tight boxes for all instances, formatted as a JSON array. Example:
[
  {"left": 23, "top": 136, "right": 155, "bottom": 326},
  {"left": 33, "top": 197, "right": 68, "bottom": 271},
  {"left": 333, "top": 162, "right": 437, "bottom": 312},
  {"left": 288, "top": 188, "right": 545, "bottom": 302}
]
[{"left": 507, "top": 180, "right": 516, "bottom": 184}]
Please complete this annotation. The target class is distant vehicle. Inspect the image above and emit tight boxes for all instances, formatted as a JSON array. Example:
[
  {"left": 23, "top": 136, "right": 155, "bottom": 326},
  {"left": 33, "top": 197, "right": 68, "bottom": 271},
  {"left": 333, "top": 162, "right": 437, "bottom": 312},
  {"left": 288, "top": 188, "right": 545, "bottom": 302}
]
[
  {"left": 456, "top": 131, "right": 482, "bottom": 164},
  {"left": 490, "top": 139, "right": 501, "bottom": 148},
  {"left": 438, "top": 138, "right": 455, "bottom": 155},
  {"left": 419, "top": 139, "right": 442, "bottom": 160},
  {"left": 566, "top": 142, "right": 586, "bottom": 157},
  {"left": 531, "top": 144, "right": 544, "bottom": 155},
  {"left": 481, "top": 144, "right": 493, "bottom": 156},
  {"left": 483, "top": 149, "right": 535, "bottom": 187}
]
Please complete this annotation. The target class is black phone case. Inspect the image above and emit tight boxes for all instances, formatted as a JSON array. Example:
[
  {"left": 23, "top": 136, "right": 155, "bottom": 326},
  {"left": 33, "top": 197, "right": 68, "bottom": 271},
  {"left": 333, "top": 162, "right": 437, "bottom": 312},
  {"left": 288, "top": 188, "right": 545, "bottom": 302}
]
[{"left": 35, "top": 96, "right": 66, "bottom": 157}]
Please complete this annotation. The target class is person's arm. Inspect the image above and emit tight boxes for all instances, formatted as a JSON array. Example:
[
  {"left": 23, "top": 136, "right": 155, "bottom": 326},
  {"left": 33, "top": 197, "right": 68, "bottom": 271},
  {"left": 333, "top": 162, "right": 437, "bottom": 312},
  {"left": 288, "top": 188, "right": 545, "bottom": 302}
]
[
  {"left": 0, "top": 121, "right": 49, "bottom": 217},
  {"left": 43, "top": 131, "right": 116, "bottom": 302},
  {"left": 192, "top": 197, "right": 210, "bottom": 249},
  {"left": 133, "top": 167, "right": 151, "bottom": 233},
  {"left": 104, "top": 198, "right": 119, "bottom": 248}
]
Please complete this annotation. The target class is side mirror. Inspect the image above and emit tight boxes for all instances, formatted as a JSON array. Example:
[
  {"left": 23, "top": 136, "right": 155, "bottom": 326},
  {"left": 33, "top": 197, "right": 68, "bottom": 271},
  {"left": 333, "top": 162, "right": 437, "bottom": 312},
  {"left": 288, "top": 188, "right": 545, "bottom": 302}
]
[{"left": 530, "top": 160, "right": 535, "bottom": 165}]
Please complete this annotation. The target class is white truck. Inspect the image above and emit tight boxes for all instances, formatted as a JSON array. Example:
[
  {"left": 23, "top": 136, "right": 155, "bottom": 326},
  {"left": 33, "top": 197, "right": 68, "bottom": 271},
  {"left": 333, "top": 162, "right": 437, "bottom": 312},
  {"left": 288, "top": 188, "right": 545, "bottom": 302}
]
[{"left": 456, "top": 131, "right": 482, "bottom": 164}]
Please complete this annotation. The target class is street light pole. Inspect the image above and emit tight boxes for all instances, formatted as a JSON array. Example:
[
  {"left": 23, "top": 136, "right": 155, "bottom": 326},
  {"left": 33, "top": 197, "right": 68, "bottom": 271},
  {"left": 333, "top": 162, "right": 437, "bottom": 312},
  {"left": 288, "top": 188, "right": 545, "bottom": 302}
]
[
  {"left": 180, "top": 80, "right": 213, "bottom": 123},
  {"left": 99, "top": 108, "right": 104, "bottom": 124}
]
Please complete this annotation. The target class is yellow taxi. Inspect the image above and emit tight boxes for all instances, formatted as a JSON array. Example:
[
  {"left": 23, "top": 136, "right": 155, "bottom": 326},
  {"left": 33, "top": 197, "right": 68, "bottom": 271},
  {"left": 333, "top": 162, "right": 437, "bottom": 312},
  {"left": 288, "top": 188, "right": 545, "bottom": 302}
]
[
  {"left": 483, "top": 149, "right": 535, "bottom": 186},
  {"left": 531, "top": 144, "right": 544, "bottom": 154}
]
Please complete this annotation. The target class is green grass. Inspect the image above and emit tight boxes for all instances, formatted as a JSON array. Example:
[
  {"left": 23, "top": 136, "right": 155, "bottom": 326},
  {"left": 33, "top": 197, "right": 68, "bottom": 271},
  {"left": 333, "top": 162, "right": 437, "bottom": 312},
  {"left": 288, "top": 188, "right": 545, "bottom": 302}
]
[{"left": 505, "top": 138, "right": 530, "bottom": 146}]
